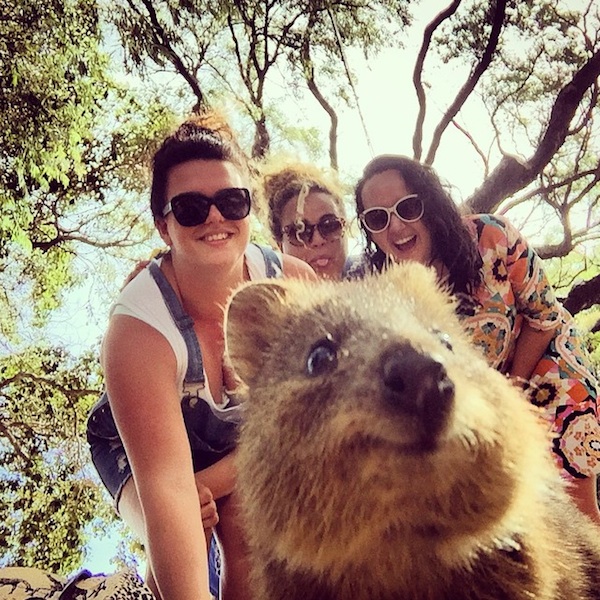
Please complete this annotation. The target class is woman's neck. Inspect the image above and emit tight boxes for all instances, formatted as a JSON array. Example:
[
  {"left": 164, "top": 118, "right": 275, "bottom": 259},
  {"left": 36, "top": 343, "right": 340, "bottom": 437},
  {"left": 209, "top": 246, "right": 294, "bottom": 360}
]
[{"left": 163, "top": 252, "right": 247, "bottom": 322}]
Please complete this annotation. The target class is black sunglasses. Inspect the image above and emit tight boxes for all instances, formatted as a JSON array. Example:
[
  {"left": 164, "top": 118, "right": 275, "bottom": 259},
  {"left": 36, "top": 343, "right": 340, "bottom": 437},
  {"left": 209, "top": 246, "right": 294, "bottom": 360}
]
[
  {"left": 360, "top": 194, "right": 424, "bottom": 233},
  {"left": 162, "top": 188, "right": 251, "bottom": 227},
  {"left": 282, "top": 215, "right": 346, "bottom": 247}
]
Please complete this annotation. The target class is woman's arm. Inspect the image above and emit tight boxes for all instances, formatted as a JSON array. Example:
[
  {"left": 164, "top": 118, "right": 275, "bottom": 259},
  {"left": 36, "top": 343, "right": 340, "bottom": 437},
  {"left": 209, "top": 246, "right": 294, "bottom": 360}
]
[
  {"left": 568, "top": 477, "right": 600, "bottom": 526},
  {"left": 508, "top": 321, "right": 556, "bottom": 380},
  {"left": 195, "top": 452, "right": 237, "bottom": 500},
  {"left": 103, "top": 314, "right": 212, "bottom": 600}
]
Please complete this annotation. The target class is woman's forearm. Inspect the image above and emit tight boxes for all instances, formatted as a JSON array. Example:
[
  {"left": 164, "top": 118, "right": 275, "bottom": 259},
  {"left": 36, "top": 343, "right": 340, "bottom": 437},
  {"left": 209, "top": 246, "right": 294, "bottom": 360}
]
[
  {"left": 567, "top": 476, "right": 600, "bottom": 526},
  {"left": 509, "top": 321, "right": 556, "bottom": 380},
  {"left": 142, "top": 481, "right": 212, "bottom": 600},
  {"left": 195, "top": 452, "right": 237, "bottom": 500}
]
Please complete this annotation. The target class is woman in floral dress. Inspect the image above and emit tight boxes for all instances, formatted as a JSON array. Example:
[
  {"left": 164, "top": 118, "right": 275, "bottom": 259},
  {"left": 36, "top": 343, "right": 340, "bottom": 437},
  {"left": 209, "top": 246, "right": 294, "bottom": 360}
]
[{"left": 354, "top": 154, "right": 600, "bottom": 524}]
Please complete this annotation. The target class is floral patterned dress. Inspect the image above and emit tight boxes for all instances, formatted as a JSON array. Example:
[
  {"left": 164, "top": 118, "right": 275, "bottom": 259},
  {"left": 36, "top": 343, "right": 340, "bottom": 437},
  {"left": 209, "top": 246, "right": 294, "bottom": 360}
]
[{"left": 459, "top": 214, "right": 600, "bottom": 479}]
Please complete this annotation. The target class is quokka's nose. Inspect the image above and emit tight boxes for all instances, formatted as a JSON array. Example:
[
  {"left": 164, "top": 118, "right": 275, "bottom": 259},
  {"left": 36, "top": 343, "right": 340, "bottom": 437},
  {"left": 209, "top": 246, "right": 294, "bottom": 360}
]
[{"left": 381, "top": 343, "right": 455, "bottom": 442}]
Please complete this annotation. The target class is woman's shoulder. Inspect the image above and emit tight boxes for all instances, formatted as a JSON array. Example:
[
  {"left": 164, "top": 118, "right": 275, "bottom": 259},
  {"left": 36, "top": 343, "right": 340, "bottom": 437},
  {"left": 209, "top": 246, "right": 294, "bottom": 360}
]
[
  {"left": 111, "top": 261, "right": 179, "bottom": 340},
  {"left": 281, "top": 254, "right": 318, "bottom": 281},
  {"left": 246, "top": 243, "right": 283, "bottom": 279},
  {"left": 462, "top": 213, "right": 517, "bottom": 249},
  {"left": 114, "top": 262, "right": 161, "bottom": 311},
  {"left": 246, "top": 243, "right": 317, "bottom": 281},
  {"left": 462, "top": 212, "right": 512, "bottom": 231}
]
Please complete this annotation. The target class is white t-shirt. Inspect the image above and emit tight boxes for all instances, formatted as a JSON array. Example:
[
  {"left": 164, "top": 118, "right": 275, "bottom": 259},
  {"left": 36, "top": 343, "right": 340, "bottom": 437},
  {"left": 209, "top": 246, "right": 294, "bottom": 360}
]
[{"left": 106, "top": 244, "right": 281, "bottom": 420}]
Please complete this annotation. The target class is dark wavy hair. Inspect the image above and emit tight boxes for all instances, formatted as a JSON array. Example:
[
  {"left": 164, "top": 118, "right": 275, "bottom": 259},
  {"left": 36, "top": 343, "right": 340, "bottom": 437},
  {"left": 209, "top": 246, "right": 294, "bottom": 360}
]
[
  {"left": 150, "top": 114, "right": 250, "bottom": 220},
  {"left": 354, "top": 155, "right": 481, "bottom": 294}
]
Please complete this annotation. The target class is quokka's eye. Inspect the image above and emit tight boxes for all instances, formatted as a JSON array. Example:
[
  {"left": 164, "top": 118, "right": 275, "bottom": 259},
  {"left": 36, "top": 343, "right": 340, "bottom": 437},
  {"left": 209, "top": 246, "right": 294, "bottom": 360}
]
[
  {"left": 431, "top": 328, "right": 453, "bottom": 352},
  {"left": 306, "top": 336, "right": 338, "bottom": 376}
]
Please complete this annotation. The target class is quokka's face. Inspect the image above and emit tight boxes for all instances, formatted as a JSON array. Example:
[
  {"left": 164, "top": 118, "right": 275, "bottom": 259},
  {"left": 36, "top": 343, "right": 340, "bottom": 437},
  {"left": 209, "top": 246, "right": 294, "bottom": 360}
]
[{"left": 226, "top": 263, "right": 554, "bottom": 553}]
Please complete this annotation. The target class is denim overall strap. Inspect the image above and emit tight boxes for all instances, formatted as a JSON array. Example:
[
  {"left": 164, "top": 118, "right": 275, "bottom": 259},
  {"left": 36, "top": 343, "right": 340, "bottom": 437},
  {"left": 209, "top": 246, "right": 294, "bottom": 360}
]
[
  {"left": 148, "top": 261, "right": 204, "bottom": 384},
  {"left": 256, "top": 244, "right": 283, "bottom": 278}
]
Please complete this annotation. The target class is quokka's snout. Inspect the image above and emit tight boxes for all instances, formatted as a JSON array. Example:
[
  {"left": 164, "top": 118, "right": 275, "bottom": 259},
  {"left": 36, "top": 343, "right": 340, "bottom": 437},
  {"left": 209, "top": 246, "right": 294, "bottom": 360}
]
[{"left": 380, "top": 342, "right": 455, "bottom": 446}]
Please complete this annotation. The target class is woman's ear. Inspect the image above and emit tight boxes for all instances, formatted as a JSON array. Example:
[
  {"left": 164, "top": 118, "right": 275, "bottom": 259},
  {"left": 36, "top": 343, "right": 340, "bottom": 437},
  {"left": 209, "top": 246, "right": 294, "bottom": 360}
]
[{"left": 155, "top": 218, "right": 172, "bottom": 247}]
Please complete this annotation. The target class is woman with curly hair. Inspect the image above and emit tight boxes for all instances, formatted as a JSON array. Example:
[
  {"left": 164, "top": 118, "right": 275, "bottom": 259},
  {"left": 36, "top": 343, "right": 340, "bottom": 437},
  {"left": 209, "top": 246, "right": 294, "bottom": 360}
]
[{"left": 259, "top": 158, "right": 364, "bottom": 280}]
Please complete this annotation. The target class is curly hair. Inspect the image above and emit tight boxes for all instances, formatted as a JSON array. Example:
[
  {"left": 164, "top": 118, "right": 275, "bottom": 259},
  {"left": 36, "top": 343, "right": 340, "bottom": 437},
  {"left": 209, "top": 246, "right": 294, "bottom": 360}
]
[
  {"left": 354, "top": 155, "right": 481, "bottom": 294},
  {"left": 150, "top": 112, "right": 250, "bottom": 220},
  {"left": 257, "top": 158, "right": 347, "bottom": 244}
]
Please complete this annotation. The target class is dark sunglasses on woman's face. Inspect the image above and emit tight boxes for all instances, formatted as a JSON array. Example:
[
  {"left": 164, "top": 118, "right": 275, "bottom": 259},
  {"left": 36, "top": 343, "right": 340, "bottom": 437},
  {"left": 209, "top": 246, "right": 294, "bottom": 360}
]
[
  {"left": 162, "top": 188, "right": 251, "bottom": 227},
  {"left": 282, "top": 215, "right": 346, "bottom": 247},
  {"left": 359, "top": 193, "right": 424, "bottom": 233}
]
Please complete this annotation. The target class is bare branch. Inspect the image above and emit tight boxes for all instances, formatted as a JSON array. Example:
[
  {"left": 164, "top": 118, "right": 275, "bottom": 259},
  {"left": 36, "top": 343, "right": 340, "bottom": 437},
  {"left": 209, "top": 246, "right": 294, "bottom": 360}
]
[
  {"left": 424, "top": 0, "right": 507, "bottom": 165},
  {"left": 133, "top": 0, "right": 206, "bottom": 111},
  {"left": 467, "top": 48, "right": 600, "bottom": 213},
  {"left": 412, "top": 0, "right": 462, "bottom": 160},
  {"left": 0, "top": 419, "right": 30, "bottom": 463},
  {"left": 451, "top": 118, "right": 489, "bottom": 176},
  {"left": 301, "top": 10, "right": 338, "bottom": 168},
  {"left": 562, "top": 273, "right": 600, "bottom": 314}
]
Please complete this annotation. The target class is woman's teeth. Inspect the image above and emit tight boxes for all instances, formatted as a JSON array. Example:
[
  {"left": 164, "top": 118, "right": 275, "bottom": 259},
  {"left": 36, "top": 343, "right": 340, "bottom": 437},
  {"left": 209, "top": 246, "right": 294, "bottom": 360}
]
[
  {"left": 203, "top": 232, "right": 230, "bottom": 242},
  {"left": 394, "top": 234, "right": 415, "bottom": 248},
  {"left": 314, "top": 258, "right": 330, "bottom": 267}
]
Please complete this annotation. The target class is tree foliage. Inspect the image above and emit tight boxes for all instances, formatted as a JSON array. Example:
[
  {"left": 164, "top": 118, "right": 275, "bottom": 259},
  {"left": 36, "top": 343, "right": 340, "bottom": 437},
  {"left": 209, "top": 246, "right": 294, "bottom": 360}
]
[
  {"left": 0, "top": 345, "right": 110, "bottom": 573},
  {"left": 110, "top": 0, "right": 413, "bottom": 162},
  {"left": 1, "top": 0, "right": 175, "bottom": 335},
  {"left": 1, "top": 0, "right": 172, "bottom": 572}
]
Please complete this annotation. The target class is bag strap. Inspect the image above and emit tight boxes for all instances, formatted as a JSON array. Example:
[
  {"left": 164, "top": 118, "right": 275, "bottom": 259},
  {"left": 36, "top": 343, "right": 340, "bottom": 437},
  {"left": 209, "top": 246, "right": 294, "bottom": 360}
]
[{"left": 148, "top": 261, "right": 204, "bottom": 384}]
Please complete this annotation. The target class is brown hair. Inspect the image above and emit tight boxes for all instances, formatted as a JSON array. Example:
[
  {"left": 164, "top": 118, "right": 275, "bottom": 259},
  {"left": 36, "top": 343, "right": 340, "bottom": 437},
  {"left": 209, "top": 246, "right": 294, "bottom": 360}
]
[{"left": 150, "top": 113, "right": 250, "bottom": 220}]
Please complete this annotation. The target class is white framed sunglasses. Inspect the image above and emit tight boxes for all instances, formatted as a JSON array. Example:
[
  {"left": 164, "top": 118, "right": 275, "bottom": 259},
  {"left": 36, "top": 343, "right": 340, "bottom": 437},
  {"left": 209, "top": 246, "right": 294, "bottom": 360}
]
[{"left": 360, "top": 194, "right": 424, "bottom": 233}]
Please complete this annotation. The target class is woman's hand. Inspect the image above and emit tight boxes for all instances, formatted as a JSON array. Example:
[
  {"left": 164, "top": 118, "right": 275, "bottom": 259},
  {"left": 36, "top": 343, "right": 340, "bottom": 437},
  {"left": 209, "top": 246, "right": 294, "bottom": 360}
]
[{"left": 198, "top": 483, "right": 219, "bottom": 530}]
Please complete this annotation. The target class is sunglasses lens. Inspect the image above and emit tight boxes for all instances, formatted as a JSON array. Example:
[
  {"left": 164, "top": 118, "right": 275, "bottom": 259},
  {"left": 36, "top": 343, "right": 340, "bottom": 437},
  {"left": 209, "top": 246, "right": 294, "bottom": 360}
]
[
  {"left": 215, "top": 188, "right": 251, "bottom": 220},
  {"left": 168, "top": 188, "right": 251, "bottom": 227},
  {"left": 361, "top": 195, "right": 423, "bottom": 233},
  {"left": 396, "top": 195, "right": 423, "bottom": 221},
  {"left": 283, "top": 223, "right": 306, "bottom": 247},
  {"left": 170, "top": 193, "right": 210, "bottom": 226},
  {"left": 317, "top": 216, "right": 344, "bottom": 240},
  {"left": 283, "top": 216, "right": 345, "bottom": 246},
  {"left": 362, "top": 209, "right": 389, "bottom": 233}
]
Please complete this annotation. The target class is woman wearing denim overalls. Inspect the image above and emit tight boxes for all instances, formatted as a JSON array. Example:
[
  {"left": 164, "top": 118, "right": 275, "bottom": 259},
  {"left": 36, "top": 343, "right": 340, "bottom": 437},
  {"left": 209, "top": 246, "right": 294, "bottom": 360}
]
[{"left": 86, "top": 115, "right": 315, "bottom": 600}]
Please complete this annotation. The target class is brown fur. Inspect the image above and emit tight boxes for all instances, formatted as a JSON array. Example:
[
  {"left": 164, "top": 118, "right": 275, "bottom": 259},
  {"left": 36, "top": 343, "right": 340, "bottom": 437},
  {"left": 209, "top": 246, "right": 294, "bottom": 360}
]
[{"left": 225, "top": 263, "right": 600, "bottom": 600}]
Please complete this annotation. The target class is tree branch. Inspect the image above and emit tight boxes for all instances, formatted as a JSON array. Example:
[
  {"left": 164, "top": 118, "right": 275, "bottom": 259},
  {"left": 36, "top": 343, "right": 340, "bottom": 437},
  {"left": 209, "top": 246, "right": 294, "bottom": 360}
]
[
  {"left": 136, "top": 0, "right": 206, "bottom": 111},
  {"left": 424, "top": 0, "right": 507, "bottom": 165},
  {"left": 467, "top": 48, "right": 600, "bottom": 213},
  {"left": 412, "top": 0, "right": 462, "bottom": 161},
  {"left": 561, "top": 273, "right": 600, "bottom": 315},
  {"left": 302, "top": 10, "right": 338, "bottom": 169}
]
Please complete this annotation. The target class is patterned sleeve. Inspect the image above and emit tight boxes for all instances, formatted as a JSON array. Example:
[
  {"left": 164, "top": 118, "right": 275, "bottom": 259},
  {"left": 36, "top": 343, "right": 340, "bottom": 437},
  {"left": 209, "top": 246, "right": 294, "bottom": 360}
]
[{"left": 489, "top": 215, "right": 561, "bottom": 331}]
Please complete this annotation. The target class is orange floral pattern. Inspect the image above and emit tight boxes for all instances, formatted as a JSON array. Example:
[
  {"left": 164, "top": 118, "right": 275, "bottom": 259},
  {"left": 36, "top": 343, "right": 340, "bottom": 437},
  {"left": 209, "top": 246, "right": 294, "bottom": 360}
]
[{"left": 459, "top": 214, "right": 599, "bottom": 478}]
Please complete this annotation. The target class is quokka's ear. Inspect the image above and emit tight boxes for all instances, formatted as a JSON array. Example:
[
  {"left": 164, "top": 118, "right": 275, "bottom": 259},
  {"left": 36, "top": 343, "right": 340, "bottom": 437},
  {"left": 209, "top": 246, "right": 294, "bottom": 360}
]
[{"left": 224, "top": 280, "right": 290, "bottom": 386}]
